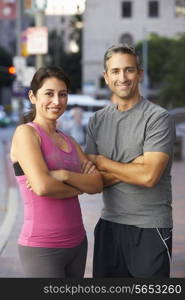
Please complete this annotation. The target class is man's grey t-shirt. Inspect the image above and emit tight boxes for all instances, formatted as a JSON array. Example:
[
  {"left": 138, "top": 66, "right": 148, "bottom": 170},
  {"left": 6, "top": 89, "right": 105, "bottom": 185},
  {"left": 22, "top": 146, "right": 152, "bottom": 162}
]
[{"left": 85, "top": 98, "right": 176, "bottom": 228}]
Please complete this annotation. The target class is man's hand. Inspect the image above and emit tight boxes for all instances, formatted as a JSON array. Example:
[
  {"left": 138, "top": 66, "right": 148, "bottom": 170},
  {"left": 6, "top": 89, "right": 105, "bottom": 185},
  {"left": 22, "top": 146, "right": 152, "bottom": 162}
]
[
  {"left": 132, "top": 155, "right": 144, "bottom": 164},
  {"left": 88, "top": 154, "right": 109, "bottom": 171},
  {"left": 26, "top": 179, "right": 33, "bottom": 191},
  {"left": 87, "top": 155, "right": 119, "bottom": 187},
  {"left": 87, "top": 154, "right": 97, "bottom": 164}
]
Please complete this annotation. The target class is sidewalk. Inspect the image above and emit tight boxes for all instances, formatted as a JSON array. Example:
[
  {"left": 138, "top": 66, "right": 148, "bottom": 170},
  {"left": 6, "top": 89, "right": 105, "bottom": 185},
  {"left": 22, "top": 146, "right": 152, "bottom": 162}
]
[
  {"left": 170, "top": 160, "right": 185, "bottom": 277},
  {"left": 0, "top": 127, "right": 184, "bottom": 277}
]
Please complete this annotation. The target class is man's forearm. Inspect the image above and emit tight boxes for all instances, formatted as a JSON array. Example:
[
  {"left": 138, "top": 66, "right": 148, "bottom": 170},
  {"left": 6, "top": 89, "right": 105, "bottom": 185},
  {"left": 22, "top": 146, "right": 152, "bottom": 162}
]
[
  {"left": 100, "top": 171, "right": 120, "bottom": 187},
  {"left": 102, "top": 160, "right": 150, "bottom": 186},
  {"left": 97, "top": 152, "right": 169, "bottom": 188}
]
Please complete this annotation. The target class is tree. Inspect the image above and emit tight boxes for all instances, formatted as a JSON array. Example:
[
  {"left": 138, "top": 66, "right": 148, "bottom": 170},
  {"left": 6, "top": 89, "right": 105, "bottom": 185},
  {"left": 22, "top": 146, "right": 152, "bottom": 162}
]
[
  {"left": 136, "top": 34, "right": 185, "bottom": 108},
  {"left": 159, "top": 35, "right": 185, "bottom": 108}
]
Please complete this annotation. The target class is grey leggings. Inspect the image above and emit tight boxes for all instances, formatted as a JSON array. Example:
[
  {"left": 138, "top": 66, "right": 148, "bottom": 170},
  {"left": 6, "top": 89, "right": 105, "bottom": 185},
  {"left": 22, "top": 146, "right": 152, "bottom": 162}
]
[{"left": 18, "top": 237, "right": 87, "bottom": 278}]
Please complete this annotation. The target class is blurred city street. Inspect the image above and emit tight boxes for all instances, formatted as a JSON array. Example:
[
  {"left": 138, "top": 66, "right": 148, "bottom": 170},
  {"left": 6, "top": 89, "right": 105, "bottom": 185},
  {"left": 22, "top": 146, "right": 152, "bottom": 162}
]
[{"left": 0, "top": 126, "right": 185, "bottom": 278}]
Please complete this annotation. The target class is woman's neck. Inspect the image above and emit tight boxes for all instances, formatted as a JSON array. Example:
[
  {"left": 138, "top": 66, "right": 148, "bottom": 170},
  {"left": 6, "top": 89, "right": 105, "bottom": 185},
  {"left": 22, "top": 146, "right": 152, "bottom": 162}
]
[{"left": 33, "top": 118, "right": 57, "bottom": 135}]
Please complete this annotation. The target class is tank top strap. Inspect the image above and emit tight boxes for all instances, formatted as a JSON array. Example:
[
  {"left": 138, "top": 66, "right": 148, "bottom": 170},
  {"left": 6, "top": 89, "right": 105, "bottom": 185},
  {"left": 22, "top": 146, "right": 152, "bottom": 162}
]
[
  {"left": 27, "top": 122, "right": 43, "bottom": 137},
  {"left": 27, "top": 122, "right": 77, "bottom": 155}
]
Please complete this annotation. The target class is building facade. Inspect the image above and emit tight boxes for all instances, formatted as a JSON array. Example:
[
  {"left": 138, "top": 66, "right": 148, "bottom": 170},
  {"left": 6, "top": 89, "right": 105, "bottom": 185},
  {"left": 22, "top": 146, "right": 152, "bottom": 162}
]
[{"left": 82, "top": 0, "right": 185, "bottom": 97}]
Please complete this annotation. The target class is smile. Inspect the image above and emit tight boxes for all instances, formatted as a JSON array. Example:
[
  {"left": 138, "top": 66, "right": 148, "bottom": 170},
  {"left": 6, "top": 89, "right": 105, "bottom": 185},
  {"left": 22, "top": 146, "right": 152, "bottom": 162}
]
[
  {"left": 117, "top": 85, "right": 130, "bottom": 89},
  {"left": 47, "top": 108, "right": 61, "bottom": 112}
]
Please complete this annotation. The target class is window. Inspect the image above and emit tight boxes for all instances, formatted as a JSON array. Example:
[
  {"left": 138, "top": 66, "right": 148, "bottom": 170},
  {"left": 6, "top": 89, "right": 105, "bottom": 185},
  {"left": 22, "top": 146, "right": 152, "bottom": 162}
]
[
  {"left": 122, "top": 1, "right": 132, "bottom": 18},
  {"left": 61, "top": 17, "right": 65, "bottom": 23},
  {"left": 148, "top": 1, "right": 159, "bottom": 17},
  {"left": 175, "top": 0, "right": 185, "bottom": 17}
]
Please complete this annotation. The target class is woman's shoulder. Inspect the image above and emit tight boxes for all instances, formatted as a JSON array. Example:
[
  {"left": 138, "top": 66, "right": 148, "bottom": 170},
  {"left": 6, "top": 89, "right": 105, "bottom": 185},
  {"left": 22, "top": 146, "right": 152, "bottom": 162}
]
[
  {"left": 13, "top": 123, "right": 39, "bottom": 141},
  {"left": 10, "top": 124, "right": 38, "bottom": 161}
]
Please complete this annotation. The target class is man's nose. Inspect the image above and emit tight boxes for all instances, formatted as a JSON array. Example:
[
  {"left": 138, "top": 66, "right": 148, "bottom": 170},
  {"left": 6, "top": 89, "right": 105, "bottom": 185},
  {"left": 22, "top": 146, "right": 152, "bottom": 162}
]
[{"left": 118, "top": 70, "right": 127, "bottom": 81}]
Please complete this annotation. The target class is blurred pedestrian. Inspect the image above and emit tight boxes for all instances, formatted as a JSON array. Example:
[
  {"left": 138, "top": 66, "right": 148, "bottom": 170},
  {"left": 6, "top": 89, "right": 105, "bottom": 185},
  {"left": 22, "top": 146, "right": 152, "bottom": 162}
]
[
  {"left": 85, "top": 44, "right": 176, "bottom": 278},
  {"left": 68, "top": 107, "right": 87, "bottom": 148},
  {"left": 10, "top": 66, "right": 103, "bottom": 278}
]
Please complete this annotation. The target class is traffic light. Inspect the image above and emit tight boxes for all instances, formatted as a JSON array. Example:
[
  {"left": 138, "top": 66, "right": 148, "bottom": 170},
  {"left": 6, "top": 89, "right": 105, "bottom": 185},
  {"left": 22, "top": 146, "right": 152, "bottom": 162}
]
[
  {"left": 8, "top": 66, "right": 16, "bottom": 75},
  {"left": 0, "top": 65, "right": 16, "bottom": 87}
]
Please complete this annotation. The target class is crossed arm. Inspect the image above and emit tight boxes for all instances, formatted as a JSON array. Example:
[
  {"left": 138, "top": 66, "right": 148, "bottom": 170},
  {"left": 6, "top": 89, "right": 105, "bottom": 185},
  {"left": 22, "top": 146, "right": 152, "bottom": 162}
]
[
  {"left": 50, "top": 138, "right": 103, "bottom": 194},
  {"left": 10, "top": 125, "right": 103, "bottom": 198},
  {"left": 88, "top": 151, "right": 169, "bottom": 188}
]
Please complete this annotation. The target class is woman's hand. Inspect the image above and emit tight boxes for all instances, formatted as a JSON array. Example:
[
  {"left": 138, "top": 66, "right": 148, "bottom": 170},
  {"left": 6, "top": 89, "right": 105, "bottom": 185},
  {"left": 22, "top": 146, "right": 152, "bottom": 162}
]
[{"left": 81, "top": 160, "right": 96, "bottom": 174}]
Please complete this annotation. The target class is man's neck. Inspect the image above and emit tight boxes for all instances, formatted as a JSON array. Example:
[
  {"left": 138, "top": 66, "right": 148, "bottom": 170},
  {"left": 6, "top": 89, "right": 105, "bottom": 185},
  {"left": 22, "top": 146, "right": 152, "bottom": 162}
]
[{"left": 117, "top": 95, "right": 142, "bottom": 112}]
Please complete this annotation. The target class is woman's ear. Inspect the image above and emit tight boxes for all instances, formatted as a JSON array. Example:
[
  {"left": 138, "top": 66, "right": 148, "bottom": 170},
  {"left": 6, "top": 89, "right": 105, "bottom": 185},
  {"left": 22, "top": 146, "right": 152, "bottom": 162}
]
[{"left": 28, "top": 90, "right": 36, "bottom": 104}]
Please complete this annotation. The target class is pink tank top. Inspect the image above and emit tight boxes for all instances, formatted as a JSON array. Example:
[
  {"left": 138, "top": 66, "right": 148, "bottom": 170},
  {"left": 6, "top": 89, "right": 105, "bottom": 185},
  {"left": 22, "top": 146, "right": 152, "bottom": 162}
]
[{"left": 16, "top": 122, "right": 86, "bottom": 248}]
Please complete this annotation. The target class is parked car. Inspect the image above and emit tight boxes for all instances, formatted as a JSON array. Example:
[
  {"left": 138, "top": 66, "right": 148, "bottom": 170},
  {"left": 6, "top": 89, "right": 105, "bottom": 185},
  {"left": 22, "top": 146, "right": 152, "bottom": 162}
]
[{"left": 0, "top": 105, "right": 11, "bottom": 127}]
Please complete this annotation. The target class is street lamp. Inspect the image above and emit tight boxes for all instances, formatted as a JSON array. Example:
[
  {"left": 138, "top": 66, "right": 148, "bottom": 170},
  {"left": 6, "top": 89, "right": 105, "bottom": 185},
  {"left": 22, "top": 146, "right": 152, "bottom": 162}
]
[{"left": 34, "top": 0, "right": 47, "bottom": 69}]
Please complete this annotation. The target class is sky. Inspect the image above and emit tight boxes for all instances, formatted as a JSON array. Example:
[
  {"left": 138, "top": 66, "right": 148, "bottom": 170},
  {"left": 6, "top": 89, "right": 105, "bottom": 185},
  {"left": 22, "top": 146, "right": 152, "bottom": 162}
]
[{"left": 45, "top": 0, "right": 86, "bottom": 15}]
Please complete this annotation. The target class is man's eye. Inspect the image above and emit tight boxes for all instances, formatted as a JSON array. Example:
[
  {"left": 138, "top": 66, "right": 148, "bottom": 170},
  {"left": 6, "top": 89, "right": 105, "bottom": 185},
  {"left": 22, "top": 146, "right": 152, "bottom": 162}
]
[
  {"left": 126, "top": 68, "right": 135, "bottom": 73},
  {"left": 111, "top": 70, "right": 119, "bottom": 74}
]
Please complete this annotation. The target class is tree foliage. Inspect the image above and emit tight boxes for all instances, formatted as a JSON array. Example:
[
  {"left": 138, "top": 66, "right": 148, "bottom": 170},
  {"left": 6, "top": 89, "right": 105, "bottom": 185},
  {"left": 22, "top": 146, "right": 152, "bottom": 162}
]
[
  {"left": 136, "top": 34, "right": 185, "bottom": 108},
  {"left": 159, "top": 35, "right": 185, "bottom": 108}
]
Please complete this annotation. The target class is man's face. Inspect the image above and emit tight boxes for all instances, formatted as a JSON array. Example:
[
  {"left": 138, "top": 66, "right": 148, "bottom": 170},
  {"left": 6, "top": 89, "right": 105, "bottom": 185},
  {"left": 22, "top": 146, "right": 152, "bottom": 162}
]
[{"left": 104, "top": 53, "right": 143, "bottom": 102}]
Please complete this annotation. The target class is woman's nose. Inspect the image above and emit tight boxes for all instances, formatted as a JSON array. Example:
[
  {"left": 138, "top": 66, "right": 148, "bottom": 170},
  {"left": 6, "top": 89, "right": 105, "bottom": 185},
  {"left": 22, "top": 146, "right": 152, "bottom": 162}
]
[{"left": 53, "top": 95, "right": 60, "bottom": 104}]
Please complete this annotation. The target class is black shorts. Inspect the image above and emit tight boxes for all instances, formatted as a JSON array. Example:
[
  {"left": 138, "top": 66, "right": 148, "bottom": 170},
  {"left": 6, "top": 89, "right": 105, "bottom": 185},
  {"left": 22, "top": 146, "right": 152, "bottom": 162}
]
[{"left": 93, "top": 219, "right": 172, "bottom": 278}]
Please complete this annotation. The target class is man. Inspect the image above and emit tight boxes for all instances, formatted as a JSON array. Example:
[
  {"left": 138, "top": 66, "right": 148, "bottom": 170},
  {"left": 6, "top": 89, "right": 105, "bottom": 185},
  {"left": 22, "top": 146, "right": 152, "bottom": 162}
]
[{"left": 85, "top": 44, "right": 176, "bottom": 278}]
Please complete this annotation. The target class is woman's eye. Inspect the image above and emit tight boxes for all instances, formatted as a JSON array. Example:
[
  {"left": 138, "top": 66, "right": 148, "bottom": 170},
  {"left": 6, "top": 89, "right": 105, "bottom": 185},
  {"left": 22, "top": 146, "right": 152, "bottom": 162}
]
[{"left": 60, "top": 93, "right": 67, "bottom": 98}]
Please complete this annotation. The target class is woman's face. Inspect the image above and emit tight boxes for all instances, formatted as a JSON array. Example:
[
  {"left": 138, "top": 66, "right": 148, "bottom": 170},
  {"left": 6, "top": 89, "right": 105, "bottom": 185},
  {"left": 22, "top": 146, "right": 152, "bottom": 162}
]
[{"left": 29, "top": 77, "right": 68, "bottom": 121}]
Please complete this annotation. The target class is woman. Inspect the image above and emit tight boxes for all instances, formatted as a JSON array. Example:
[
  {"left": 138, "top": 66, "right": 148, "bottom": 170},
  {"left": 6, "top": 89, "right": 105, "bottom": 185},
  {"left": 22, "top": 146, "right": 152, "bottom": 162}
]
[{"left": 10, "top": 66, "right": 103, "bottom": 278}]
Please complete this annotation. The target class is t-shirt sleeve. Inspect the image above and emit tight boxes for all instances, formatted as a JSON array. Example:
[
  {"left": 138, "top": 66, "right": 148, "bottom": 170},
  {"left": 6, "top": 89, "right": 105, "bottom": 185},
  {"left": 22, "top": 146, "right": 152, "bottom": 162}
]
[
  {"left": 143, "top": 112, "right": 176, "bottom": 155},
  {"left": 84, "top": 116, "right": 98, "bottom": 155}
]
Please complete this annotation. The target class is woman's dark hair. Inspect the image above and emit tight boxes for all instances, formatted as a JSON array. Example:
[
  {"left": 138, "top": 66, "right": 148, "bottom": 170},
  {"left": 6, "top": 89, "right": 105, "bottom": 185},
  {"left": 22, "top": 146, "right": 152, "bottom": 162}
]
[{"left": 21, "top": 66, "right": 71, "bottom": 124}]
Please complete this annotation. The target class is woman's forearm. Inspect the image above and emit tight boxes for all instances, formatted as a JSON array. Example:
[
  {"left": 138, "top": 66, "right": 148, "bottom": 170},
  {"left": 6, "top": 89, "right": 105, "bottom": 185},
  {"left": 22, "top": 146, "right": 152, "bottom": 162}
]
[
  {"left": 31, "top": 173, "right": 82, "bottom": 199},
  {"left": 50, "top": 170, "right": 103, "bottom": 194},
  {"left": 67, "top": 171, "right": 103, "bottom": 194}
]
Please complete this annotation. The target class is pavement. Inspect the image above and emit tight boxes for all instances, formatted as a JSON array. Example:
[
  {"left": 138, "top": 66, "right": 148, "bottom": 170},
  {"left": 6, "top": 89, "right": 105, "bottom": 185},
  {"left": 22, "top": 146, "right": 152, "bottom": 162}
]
[{"left": 0, "top": 126, "right": 185, "bottom": 278}]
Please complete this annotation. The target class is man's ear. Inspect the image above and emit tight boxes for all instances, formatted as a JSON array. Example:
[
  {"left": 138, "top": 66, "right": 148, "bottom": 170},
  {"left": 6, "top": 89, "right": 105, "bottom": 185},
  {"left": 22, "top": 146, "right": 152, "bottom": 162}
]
[
  {"left": 28, "top": 90, "right": 36, "bottom": 104},
  {"left": 139, "top": 69, "right": 144, "bottom": 83},
  {"left": 103, "top": 71, "right": 108, "bottom": 85}
]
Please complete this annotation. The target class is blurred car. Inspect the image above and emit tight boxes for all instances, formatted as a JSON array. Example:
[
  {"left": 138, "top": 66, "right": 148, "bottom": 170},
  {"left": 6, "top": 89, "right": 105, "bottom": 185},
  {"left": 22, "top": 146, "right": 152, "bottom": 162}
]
[{"left": 0, "top": 105, "right": 11, "bottom": 127}]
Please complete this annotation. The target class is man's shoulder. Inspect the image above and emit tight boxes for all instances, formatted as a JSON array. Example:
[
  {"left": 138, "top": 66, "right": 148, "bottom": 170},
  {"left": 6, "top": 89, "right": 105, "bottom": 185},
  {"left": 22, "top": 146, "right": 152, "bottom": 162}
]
[
  {"left": 90, "top": 103, "right": 115, "bottom": 120},
  {"left": 143, "top": 99, "right": 170, "bottom": 118}
]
